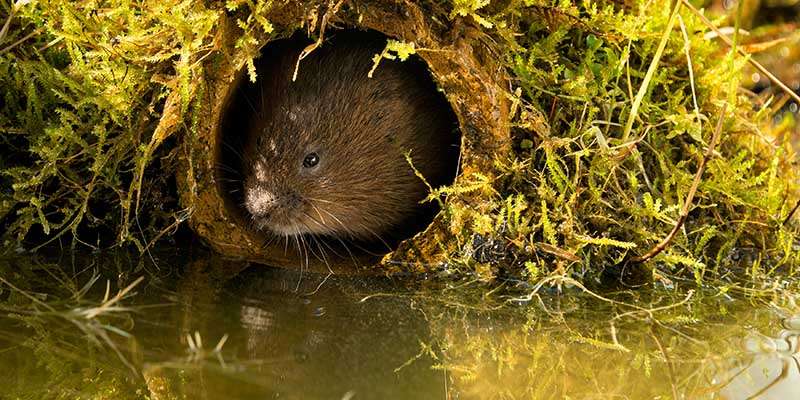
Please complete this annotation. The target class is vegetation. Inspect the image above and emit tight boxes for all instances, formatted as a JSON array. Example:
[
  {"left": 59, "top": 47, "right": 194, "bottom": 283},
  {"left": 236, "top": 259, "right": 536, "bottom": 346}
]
[
  {"left": 0, "top": 0, "right": 798, "bottom": 290},
  {"left": 432, "top": 0, "right": 800, "bottom": 288},
  {"left": 2, "top": 2, "right": 799, "bottom": 398}
]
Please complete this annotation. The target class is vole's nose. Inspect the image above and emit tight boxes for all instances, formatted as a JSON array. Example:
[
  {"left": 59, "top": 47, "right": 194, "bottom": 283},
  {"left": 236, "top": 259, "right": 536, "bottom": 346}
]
[{"left": 244, "top": 188, "right": 276, "bottom": 217}]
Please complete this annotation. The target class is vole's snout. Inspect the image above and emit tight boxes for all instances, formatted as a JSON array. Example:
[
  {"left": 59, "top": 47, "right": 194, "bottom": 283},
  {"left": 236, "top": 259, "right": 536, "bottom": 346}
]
[
  {"left": 244, "top": 187, "right": 276, "bottom": 217},
  {"left": 245, "top": 185, "right": 304, "bottom": 217}
]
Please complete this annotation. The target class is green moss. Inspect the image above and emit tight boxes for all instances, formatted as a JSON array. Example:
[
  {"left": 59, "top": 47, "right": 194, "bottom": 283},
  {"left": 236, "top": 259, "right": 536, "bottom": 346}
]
[
  {"left": 435, "top": 0, "right": 800, "bottom": 286},
  {"left": 0, "top": 0, "right": 798, "bottom": 288},
  {"left": 1, "top": 0, "right": 225, "bottom": 250}
]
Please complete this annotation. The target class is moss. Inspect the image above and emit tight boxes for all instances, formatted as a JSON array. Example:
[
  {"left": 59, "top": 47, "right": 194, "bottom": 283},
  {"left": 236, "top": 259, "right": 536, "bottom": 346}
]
[
  {"left": 426, "top": 0, "right": 800, "bottom": 286},
  {"left": 0, "top": 0, "right": 224, "bottom": 251},
  {"left": 0, "top": 0, "right": 798, "bottom": 288}
]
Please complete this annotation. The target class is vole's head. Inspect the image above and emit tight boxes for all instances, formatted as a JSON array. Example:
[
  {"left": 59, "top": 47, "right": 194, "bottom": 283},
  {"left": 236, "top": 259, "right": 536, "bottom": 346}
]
[
  {"left": 243, "top": 104, "right": 339, "bottom": 238},
  {"left": 241, "top": 98, "right": 423, "bottom": 242},
  {"left": 238, "top": 32, "right": 458, "bottom": 243}
]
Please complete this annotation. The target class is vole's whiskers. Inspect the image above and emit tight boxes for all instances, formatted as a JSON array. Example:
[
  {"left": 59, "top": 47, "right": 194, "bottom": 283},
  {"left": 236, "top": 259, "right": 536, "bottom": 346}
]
[
  {"left": 328, "top": 234, "right": 359, "bottom": 269},
  {"left": 355, "top": 221, "right": 392, "bottom": 252},
  {"left": 316, "top": 207, "right": 353, "bottom": 237},
  {"left": 242, "top": 92, "right": 258, "bottom": 114},
  {"left": 309, "top": 203, "right": 327, "bottom": 227},
  {"left": 299, "top": 213, "right": 335, "bottom": 275},
  {"left": 219, "top": 140, "right": 246, "bottom": 162},
  {"left": 302, "top": 207, "right": 359, "bottom": 269},
  {"left": 307, "top": 232, "right": 332, "bottom": 274},
  {"left": 301, "top": 212, "right": 330, "bottom": 260},
  {"left": 312, "top": 202, "right": 390, "bottom": 245},
  {"left": 259, "top": 228, "right": 282, "bottom": 249},
  {"left": 307, "top": 197, "right": 336, "bottom": 205},
  {"left": 291, "top": 234, "right": 302, "bottom": 290},
  {"left": 314, "top": 206, "right": 389, "bottom": 258},
  {"left": 316, "top": 232, "right": 347, "bottom": 260},
  {"left": 215, "top": 162, "right": 242, "bottom": 176},
  {"left": 296, "top": 234, "right": 312, "bottom": 291}
]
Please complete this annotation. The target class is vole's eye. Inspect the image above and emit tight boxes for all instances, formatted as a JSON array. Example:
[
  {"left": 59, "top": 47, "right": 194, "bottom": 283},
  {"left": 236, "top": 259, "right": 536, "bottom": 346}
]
[{"left": 303, "top": 152, "right": 319, "bottom": 168}]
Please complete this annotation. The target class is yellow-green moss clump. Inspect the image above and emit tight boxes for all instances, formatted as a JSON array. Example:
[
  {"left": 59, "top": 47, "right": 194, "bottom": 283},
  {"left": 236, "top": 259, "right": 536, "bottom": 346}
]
[{"left": 1, "top": 0, "right": 798, "bottom": 287}]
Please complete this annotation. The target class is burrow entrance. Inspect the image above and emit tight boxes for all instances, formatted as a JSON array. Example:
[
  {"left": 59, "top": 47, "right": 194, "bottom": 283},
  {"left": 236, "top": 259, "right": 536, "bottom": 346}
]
[
  {"left": 217, "top": 29, "right": 461, "bottom": 268},
  {"left": 177, "top": 2, "right": 510, "bottom": 273}
]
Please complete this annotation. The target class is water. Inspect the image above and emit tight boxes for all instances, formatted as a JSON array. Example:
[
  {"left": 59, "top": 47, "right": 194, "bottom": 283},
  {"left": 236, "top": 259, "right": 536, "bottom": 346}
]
[{"left": 0, "top": 250, "right": 798, "bottom": 399}]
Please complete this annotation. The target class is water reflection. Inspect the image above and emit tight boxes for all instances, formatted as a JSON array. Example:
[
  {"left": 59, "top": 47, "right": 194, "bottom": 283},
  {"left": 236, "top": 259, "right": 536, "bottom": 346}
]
[
  {"left": 139, "top": 259, "right": 442, "bottom": 400},
  {"left": 714, "top": 317, "right": 800, "bottom": 400},
  {"left": 0, "top": 251, "right": 799, "bottom": 399}
]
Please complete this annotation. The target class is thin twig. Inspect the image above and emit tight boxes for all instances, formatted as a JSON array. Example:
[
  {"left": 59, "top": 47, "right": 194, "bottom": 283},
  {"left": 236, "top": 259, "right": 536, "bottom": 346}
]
[
  {"left": 0, "top": 6, "right": 15, "bottom": 43},
  {"left": 651, "top": 324, "right": 681, "bottom": 400},
  {"left": 782, "top": 200, "right": 800, "bottom": 226},
  {"left": 676, "top": 15, "right": 699, "bottom": 117},
  {"left": 509, "top": 274, "right": 695, "bottom": 323},
  {"left": 631, "top": 104, "right": 728, "bottom": 263},
  {"left": 291, "top": 0, "right": 344, "bottom": 82},
  {"left": 0, "top": 276, "right": 57, "bottom": 312},
  {"left": 680, "top": 0, "right": 800, "bottom": 106},
  {"left": 0, "top": 27, "right": 41, "bottom": 55},
  {"left": 141, "top": 208, "right": 192, "bottom": 254},
  {"left": 81, "top": 276, "right": 145, "bottom": 319}
]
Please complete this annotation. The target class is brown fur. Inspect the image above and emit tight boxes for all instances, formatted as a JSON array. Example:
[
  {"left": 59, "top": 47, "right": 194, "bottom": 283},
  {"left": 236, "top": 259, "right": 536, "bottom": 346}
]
[{"left": 240, "top": 31, "right": 460, "bottom": 243}]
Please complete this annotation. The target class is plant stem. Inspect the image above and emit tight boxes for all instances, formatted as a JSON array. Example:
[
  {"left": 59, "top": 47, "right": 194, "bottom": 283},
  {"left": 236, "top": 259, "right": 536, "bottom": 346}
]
[
  {"left": 631, "top": 103, "right": 728, "bottom": 264},
  {"left": 620, "top": 1, "right": 681, "bottom": 142}
]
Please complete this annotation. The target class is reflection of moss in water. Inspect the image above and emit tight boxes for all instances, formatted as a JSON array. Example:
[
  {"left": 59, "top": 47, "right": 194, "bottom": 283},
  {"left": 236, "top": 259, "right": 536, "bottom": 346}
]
[
  {"left": 417, "top": 286, "right": 800, "bottom": 399},
  {"left": 0, "top": 254, "right": 148, "bottom": 399},
  {"left": 0, "top": 1, "right": 798, "bottom": 285},
  {"left": 0, "top": 251, "right": 798, "bottom": 399}
]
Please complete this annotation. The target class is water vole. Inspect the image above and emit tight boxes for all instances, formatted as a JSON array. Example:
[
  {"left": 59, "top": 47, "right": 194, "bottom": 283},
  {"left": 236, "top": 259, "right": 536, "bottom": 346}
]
[{"left": 240, "top": 31, "right": 460, "bottom": 245}]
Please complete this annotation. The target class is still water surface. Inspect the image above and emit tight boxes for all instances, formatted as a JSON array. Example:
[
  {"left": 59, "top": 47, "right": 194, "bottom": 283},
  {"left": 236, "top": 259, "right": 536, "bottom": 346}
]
[{"left": 0, "top": 251, "right": 798, "bottom": 399}]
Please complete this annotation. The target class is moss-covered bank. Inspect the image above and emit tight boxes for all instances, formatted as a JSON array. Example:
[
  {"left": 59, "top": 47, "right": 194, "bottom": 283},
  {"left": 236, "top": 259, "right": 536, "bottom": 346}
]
[{"left": 1, "top": 0, "right": 799, "bottom": 286}]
